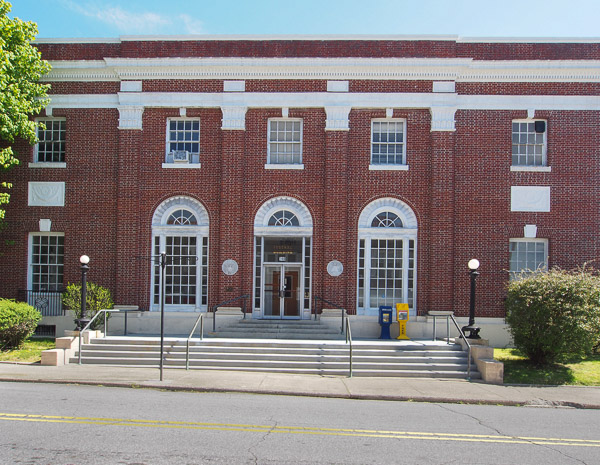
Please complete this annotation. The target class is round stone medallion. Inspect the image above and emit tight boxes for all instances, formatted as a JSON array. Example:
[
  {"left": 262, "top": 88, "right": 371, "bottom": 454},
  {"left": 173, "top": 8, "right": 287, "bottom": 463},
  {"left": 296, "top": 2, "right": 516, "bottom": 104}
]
[
  {"left": 327, "top": 260, "right": 344, "bottom": 277},
  {"left": 221, "top": 259, "right": 239, "bottom": 276}
]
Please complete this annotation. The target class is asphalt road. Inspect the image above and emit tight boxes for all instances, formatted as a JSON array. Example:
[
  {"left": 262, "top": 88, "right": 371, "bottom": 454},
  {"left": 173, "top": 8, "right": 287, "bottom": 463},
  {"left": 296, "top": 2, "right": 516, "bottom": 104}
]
[{"left": 1, "top": 382, "right": 599, "bottom": 464}]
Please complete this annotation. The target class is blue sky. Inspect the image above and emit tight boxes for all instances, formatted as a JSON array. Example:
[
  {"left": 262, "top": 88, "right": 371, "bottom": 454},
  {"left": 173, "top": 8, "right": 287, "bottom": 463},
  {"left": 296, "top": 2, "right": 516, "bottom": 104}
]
[{"left": 9, "top": 0, "right": 600, "bottom": 39}]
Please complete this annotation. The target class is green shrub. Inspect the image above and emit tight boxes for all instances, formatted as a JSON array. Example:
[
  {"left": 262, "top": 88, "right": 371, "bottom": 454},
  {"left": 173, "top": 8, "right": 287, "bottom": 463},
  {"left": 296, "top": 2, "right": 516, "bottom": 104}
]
[
  {"left": 0, "top": 299, "right": 42, "bottom": 350},
  {"left": 505, "top": 267, "right": 600, "bottom": 365},
  {"left": 62, "top": 282, "right": 114, "bottom": 330}
]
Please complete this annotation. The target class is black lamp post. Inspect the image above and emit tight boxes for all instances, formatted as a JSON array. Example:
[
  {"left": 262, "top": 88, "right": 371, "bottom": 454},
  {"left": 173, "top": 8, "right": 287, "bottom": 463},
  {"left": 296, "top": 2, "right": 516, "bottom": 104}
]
[
  {"left": 77, "top": 255, "right": 90, "bottom": 331},
  {"left": 461, "top": 258, "right": 481, "bottom": 339}
]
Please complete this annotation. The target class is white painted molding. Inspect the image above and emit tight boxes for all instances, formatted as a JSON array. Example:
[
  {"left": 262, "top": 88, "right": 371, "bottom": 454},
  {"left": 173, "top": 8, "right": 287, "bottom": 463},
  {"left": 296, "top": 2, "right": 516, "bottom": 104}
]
[
  {"left": 162, "top": 163, "right": 202, "bottom": 169},
  {"left": 510, "top": 165, "right": 552, "bottom": 172},
  {"left": 39, "top": 219, "right": 52, "bottom": 232},
  {"left": 264, "top": 164, "right": 304, "bottom": 170},
  {"left": 281, "top": 107, "right": 289, "bottom": 118},
  {"left": 524, "top": 224, "right": 538, "bottom": 238},
  {"left": 42, "top": 57, "right": 600, "bottom": 83},
  {"left": 430, "top": 106, "right": 457, "bottom": 131},
  {"left": 527, "top": 108, "right": 536, "bottom": 119},
  {"left": 47, "top": 92, "right": 600, "bottom": 113},
  {"left": 358, "top": 197, "right": 418, "bottom": 230},
  {"left": 221, "top": 106, "right": 247, "bottom": 130},
  {"left": 28, "top": 182, "right": 65, "bottom": 207},
  {"left": 254, "top": 196, "right": 313, "bottom": 230},
  {"left": 45, "top": 106, "right": 53, "bottom": 116},
  {"left": 118, "top": 106, "right": 144, "bottom": 129},
  {"left": 369, "top": 164, "right": 409, "bottom": 171},
  {"left": 327, "top": 81, "right": 349, "bottom": 92},
  {"left": 152, "top": 195, "right": 209, "bottom": 227},
  {"left": 224, "top": 80, "right": 245, "bottom": 92},
  {"left": 511, "top": 186, "right": 551, "bottom": 212},
  {"left": 179, "top": 107, "right": 187, "bottom": 117},
  {"left": 120, "top": 81, "right": 142, "bottom": 92},
  {"left": 28, "top": 162, "right": 67, "bottom": 169},
  {"left": 386, "top": 108, "right": 394, "bottom": 118},
  {"left": 325, "top": 106, "right": 351, "bottom": 131}
]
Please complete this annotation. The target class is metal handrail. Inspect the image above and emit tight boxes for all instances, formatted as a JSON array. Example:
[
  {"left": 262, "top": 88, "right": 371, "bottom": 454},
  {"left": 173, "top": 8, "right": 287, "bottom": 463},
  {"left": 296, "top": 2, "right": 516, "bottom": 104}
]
[
  {"left": 186, "top": 314, "right": 204, "bottom": 370},
  {"left": 313, "top": 296, "right": 346, "bottom": 334},
  {"left": 211, "top": 294, "right": 250, "bottom": 331},
  {"left": 344, "top": 316, "right": 353, "bottom": 378},
  {"left": 448, "top": 314, "right": 472, "bottom": 381},
  {"left": 77, "top": 309, "right": 146, "bottom": 364}
]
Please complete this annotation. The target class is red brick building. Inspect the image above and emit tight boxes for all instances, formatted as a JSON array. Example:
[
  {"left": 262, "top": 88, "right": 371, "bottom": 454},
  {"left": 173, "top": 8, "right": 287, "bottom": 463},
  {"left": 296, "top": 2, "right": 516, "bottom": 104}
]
[{"left": 1, "top": 36, "right": 599, "bottom": 341}]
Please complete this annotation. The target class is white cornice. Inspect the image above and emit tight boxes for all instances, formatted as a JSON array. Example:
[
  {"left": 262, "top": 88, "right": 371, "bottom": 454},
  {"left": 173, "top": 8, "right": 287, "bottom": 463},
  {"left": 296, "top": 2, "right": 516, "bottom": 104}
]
[{"left": 41, "top": 57, "right": 600, "bottom": 83}]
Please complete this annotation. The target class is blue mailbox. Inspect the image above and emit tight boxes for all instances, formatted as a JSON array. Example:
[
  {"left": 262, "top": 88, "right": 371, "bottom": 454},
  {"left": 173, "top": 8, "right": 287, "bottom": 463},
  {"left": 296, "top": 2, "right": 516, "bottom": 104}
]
[{"left": 378, "top": 306, "right": 393, "bottom": 339}]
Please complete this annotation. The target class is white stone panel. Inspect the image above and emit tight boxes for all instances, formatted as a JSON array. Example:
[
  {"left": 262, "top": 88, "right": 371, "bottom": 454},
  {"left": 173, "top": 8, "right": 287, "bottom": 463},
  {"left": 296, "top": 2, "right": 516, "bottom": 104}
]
[
  {"left": 28, "top": 182, "right": 65, "bottom": 207},
  {"left": 511, "top": 186, "right": 550, "bottom": 212}
]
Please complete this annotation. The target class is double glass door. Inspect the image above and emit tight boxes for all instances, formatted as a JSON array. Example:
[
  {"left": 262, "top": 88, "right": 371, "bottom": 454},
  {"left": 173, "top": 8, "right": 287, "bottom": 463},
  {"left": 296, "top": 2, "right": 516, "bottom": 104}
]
[{"left": 263, "top": 265, "right": 301, "bottom": 319}]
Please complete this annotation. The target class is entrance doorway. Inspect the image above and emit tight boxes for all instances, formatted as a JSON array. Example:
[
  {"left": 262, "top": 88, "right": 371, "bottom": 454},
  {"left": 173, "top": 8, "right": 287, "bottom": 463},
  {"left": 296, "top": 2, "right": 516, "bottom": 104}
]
[{"left": 264, "top": 265, "right": 301, "bottom": 319}]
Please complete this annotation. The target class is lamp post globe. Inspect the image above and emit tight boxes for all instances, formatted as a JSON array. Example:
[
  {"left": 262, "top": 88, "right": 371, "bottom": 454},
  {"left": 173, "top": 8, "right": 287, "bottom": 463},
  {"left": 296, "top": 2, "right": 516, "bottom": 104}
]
[{"left": 462, "top": 258, "right": 481, "bottom": 339}]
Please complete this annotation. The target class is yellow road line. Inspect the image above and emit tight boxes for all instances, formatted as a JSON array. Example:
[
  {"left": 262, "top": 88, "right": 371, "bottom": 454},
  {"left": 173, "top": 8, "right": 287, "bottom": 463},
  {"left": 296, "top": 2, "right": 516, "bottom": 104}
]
[{"left": 1, "top": 413, "right": 599, "bottom": 448}]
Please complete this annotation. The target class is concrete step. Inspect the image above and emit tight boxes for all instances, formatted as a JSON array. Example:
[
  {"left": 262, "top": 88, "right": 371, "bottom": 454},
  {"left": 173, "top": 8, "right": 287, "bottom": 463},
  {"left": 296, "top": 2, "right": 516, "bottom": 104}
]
[{"left": 71, "top": 337, "right": 479, "bottom": 379}]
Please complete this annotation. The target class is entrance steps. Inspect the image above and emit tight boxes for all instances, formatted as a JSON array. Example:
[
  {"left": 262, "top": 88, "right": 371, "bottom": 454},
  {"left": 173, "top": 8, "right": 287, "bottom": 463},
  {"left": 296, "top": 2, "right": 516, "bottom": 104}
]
[
  {"left": 212, "top": 319, "right": 344, "bottom": 340},
  {"left": 71, "top": 337, "right": 480, "bottom": 379}
]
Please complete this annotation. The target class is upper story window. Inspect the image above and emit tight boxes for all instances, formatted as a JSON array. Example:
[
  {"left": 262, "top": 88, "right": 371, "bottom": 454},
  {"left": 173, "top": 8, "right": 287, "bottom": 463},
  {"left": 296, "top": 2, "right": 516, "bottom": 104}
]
[
  {"left": 371, "top": 119, "right": 406, "bottom": 167},
  {"left": 268, "top": 210, "right": 300, "bottom": 227},
  {"left": 267, "top": 119, "right": 302, "bottom": 166},
  {"left": 512, "top": 120, "right": 547, "bottom": 167},
  {"left": 35, "top": 118, "right": 66, "bottom": 163},
  {"left": 509, "top": 239, "right": 548, "bottom": 279},
  {"left": 165, "top": 119, "right": 200, "bottom": 165},
  {"left": 371, "top": 212, "right": 403, "bottom": 228}
]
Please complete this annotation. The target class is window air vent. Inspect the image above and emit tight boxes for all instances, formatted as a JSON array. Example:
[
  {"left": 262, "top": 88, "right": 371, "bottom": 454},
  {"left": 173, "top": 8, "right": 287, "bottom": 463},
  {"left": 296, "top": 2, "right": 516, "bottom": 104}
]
[{"left": 172, "top": 150, "right": 190, "bottom": 163}]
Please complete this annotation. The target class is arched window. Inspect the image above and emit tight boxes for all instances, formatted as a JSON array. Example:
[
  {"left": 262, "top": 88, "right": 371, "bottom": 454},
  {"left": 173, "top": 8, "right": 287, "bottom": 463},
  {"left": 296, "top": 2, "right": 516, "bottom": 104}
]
[
  {"left": 268, "top": 210, "right": 299, "bottom": 227},
  {"left": 167, "top": 209, "right": 198, "bottom": 225},
  {"left": 371, "top": 212, "right": 402, "bottom": 228},
  {"left": 151, "top": 196, "right": 209, "bottom": 311},
  {"left": 357, "top": 198, "right": 418, "bottom": 316}
]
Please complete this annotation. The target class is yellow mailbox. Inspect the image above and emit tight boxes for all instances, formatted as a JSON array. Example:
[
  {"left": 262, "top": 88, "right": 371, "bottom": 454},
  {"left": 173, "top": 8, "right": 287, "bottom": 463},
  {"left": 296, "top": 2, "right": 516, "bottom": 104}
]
[{"left": 396, "top": 303, "right": 410, "bottom": 340}]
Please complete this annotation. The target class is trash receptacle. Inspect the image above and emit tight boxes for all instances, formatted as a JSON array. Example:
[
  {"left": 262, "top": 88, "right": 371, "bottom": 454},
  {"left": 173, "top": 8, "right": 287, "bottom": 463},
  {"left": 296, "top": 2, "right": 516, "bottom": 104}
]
[{"left": 378, "top": 306, "right": 393, "bottom": 339}]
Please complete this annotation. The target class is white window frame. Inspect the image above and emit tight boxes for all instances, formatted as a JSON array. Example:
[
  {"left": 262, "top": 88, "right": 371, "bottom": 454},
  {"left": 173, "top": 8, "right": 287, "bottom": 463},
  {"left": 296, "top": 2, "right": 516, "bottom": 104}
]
[
  {"left": 266, "top": 118, "right": 304, "bottom": 169},
  {"left": 27, "top": 232, "right": 65, "bottom": 291},
  {"left": 163, "top": 118, "right": 201, "bottom": 169},
  {"left": 509, "top": 238, "right": 549, "bottom": 279},
  {"left": 369, "top": 119, "right": 408, "bottom": 170},
  {"left": 357, "top": 199, "right": 418, "bottom": 316},
  {"left": 510, "top": 119, "right": 550, "bottom": 172},
  {"left": 30, "top": 118, "right": 67, "bottom": 168}
]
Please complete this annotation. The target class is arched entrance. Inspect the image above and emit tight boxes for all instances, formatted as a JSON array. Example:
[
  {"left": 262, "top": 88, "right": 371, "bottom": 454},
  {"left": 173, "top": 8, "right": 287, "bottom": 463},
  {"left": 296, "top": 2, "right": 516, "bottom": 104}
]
[
  {"left": 357, "top": 198, "right": 418, "bottom": 316},
  {"left": 253, "top": 197, "right": 313, "bottom": 319},
  {"left": 150, "top": 196, "right": 209, "bottom": 312}
]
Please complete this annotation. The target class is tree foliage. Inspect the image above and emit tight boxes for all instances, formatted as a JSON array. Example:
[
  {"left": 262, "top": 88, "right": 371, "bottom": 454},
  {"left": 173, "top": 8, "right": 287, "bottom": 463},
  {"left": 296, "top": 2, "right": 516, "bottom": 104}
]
[
  {"left": 505, "top": 267, "right": 600, "bottom": 366},
  {"left": 0, "top": 1, "right": 50, "bottom": 221}
]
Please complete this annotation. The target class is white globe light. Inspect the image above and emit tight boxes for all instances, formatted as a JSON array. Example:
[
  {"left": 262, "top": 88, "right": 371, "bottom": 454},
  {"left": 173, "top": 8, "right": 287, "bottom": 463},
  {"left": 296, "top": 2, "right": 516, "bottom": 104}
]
[
  {"left": 80, "top": 255, "right": 90, "bottom": 265},
  {"left": 468, "top": 258, "right": 480, "bottom": 270}
]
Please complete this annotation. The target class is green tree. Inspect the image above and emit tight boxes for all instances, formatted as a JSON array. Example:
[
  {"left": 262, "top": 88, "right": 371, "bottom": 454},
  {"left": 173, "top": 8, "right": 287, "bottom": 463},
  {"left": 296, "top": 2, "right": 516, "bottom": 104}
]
[{"left": 0, "top": 0, "right": 50, "bottom": 222}]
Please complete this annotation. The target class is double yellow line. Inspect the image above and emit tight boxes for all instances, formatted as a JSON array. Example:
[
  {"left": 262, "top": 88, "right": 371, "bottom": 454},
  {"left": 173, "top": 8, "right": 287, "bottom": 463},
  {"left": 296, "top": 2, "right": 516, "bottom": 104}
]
[{"left": 1, "top": 412, "right": 599, "bottom": 447}]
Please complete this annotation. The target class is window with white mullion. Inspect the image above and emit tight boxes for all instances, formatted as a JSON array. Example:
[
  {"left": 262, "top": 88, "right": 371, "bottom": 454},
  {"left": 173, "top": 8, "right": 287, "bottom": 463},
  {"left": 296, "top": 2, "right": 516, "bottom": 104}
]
[
  {"left": 29, "top": 233, "right": 64, "bottom": 291},
  {"left": 509, "top": 239, "right": 548, "bottom": 279},
  {"left": 165, "top": 118, "right": 200, "bottom": 164},
  {"left": 511, "top": 120, "right": 547, "bottom": 167},
  {"left": 371, "top": 119, "right": 406, "bottom": 166},
  {"left": 35, "top": 118, "right": 66, "bottom": 163},
  {"left": 268, "top": 119, "right": 302, "bottom": 165}
]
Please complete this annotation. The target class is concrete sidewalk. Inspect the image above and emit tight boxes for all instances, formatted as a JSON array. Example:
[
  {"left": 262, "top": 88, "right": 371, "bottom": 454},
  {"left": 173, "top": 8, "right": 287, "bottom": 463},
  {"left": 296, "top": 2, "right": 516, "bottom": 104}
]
[{"left": 1, "top": 362, "right": 599, "bottom": 409}]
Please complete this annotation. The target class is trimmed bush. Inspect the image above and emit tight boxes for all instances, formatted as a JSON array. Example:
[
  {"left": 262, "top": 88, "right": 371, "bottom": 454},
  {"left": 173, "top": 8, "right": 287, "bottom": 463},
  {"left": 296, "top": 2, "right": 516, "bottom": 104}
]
[
  {"left": 0, "top": 299, "right": 42, "bottom": 350},
  {"left": 505, "top": 267, "right": 600, "bottom": 365},
  {"left": 62, "top": 282, "right": 114, "bottom": 330}
]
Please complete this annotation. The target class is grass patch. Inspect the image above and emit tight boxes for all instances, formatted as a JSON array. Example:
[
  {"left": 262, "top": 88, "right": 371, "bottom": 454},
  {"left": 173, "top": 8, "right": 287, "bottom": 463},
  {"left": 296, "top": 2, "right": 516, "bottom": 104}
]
[
  {"left": 0, "top": 338, "right": 55, "bottom": 363},
  {"left": 495, "top": 348, "right": 600, "bottom": 386}
]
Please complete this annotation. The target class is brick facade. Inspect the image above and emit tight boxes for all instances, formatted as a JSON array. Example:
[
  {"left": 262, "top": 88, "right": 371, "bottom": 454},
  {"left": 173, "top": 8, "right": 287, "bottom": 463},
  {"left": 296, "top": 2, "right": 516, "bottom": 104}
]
[{"left": 1, "top": 36, "right": 599, "bottom": 324}]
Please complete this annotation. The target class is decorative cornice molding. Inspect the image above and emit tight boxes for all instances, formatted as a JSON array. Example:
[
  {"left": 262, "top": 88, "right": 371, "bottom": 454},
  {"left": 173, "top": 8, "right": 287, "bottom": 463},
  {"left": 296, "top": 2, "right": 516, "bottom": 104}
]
[{"left": 41, "top": 57, "right": 600, "bottom": 83}]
